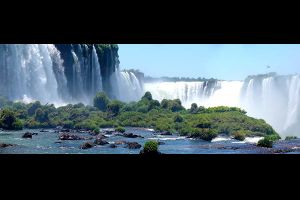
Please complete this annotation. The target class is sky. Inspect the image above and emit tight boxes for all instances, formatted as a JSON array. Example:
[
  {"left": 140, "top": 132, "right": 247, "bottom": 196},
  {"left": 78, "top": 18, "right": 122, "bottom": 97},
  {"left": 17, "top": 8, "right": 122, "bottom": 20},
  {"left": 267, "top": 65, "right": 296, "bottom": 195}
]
[{"left": 118, "top": 44, "right": 300, "bottom": 80}]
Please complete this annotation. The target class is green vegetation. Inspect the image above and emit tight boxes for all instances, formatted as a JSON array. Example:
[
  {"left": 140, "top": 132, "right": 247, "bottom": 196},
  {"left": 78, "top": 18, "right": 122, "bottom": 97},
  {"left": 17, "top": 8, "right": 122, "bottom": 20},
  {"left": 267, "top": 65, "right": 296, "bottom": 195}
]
[
  {"left": 115, "top": 126, "right": 125, "bottom": 133},
  {"left": 257, "top": 137, "right": 273, "bottom": 148},
  {"left": 141, "top": 140, "right": 159, "bottom": 154},
  {"left": 0, "top": 109, "right": 23, "bottom": 130},
  {"left": 233, "top": 131, "right": 246, "bottom": 141},
  {"left": 285, "top": 136, "right": 298, "bottom": 140},
  {"left": 93, "top": 92, "right": 110, "bottom": 111},
  {"left": 0, "top": 92, "right": 280, "bottom": 141}
]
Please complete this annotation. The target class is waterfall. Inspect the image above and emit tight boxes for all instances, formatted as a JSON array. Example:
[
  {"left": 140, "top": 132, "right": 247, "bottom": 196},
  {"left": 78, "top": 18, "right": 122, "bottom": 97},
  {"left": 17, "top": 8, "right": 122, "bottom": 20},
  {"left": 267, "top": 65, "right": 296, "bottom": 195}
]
[
  {"left": 111, "top": 70, "right": 144, "bottom": 102},
  {"left": 284, "top": 75, "right": 300, "bottom": 130},
  {"left": 0, "top": 44, "right": 64, "bottom": 104},
  {"left": 144, "top": 81, "right": 242, "bottom": 108}
]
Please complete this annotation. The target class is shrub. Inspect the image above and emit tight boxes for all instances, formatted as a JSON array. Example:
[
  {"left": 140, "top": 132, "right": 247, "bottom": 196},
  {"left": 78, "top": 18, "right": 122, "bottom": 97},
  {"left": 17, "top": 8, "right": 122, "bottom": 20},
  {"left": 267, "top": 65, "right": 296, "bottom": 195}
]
[
  {"left": 257, "top": 137, "right": 273, "bottom": 148},
  {"left": 285, "top": 136, "right": 297, "bottom": 140},
  {"left": 115, "top": 126, "right": 125, "bottom": 133},
  {"left": 191, "top": 128, "right": 218, "bottom": 141},
  {"left": 107, "top": 100, "right": 123, "bottom": 116},
  {"left": 0, "top": 109, "right": 23, "bottom": 130},
  {"left": 93, "top": 92, "right": 110, "bottom": 111},
  {"left": 233, "top": 131, "right": 245, "bottom": 141},
  {"left": 174, "top": 114, "right": 184, "bottom": 123},
  {"left": 141, "top": 141, "right": 159, "bottom": 154}
]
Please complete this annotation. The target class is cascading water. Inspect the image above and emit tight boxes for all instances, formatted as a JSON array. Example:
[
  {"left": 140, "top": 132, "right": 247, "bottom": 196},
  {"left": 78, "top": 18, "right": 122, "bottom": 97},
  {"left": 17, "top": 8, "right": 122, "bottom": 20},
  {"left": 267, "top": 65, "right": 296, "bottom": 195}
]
[
  {"left": 0, "top": 44, "right": 65, "bottom": 104},
  {"left": 111, "top": 70, "right": 144, "bottom": 102}
]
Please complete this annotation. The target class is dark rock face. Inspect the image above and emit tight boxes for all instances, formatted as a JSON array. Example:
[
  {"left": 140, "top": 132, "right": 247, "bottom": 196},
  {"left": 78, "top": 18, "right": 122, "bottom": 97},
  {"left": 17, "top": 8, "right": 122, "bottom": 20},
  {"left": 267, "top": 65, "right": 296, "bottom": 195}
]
[
  {"left": 22, "top": 132, "right": 33, "bottom": 139},
  {"left": 80, "top": 142, "right": 95, "bottom": 149},
  {"left": 59, "top": 133, "right": 83, "bottom": 140},
  {"left": 124, "top": 142, "right": 142, "bottom": 149},
  {"left": 94, "top": 138, "right": 109, "bottom": 145},
  {"left": 0, "top": 143, "right": 15, "bottom": 148},
  {"left": 40, "top": 129, "right": 49, "bottom": 132},
  {"left": 159, "top": 131, "right": 172, "bottom": 136}
]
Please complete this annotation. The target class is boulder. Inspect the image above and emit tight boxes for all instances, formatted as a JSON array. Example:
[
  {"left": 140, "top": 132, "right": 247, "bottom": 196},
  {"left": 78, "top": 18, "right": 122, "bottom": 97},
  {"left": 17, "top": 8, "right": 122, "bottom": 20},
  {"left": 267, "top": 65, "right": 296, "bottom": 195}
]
[
  {"left": 22, "top": 132, "right": 33, "bottom": 139},
  {"left": 123, "top": 133, "right": 144, "bottom": 138},
  {"left": 59, "top": 133, "right": 83, "bottom": 140},
  {"left": 94, "top": 139, "right": 109, "bottom": 145},
  {"left": 124, "top": 142, "right": 142, "bottom": 149},
  {"left": 96, "top": 134, "right": 108, "bottom": 140},
  {"left": 80, "top": 142, "right": 95, "bottom": 149}
]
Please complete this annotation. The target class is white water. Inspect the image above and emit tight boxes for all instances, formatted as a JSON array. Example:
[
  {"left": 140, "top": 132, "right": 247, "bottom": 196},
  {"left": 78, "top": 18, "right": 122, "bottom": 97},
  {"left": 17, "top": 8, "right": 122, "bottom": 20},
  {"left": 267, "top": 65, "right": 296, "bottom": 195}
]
[
  {"left": 144, "top": 81, "right": 243, "bottom": 108},
  {"left": 111, "top": 70, "right": 144, "bottom": 102},
  {"left": 0, "top": 44, "right": 65, "bottom": 105}
]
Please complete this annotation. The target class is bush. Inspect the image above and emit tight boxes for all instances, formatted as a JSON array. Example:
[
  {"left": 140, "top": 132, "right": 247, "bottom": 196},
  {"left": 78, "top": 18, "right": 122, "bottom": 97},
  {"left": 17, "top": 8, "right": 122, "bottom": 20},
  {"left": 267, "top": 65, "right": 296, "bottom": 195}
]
[
  {"left": 257, "top": 137, "right": 273, "bottom": 148},
  {"left": 115, "top": 126, "right": 125, "bottom": 133},
  {"left": 107, "top": 100, "right": 124, "bottom": 116},
  {"left": 0, "top": 109, "right": 23, "bottom": 130},
  {"left": 233, "top": 131, "right": 245, "bottom": 141},
  {"left": 285, "top": 136, "right": 297, "bottom": 140},
  {"left": 191, "top": 128, "right": 218, "bottom": 141},
  {"left": 93, "top": 92, "right": 110, "bottom": 111},
  {"left": 174, "top": 114, "right": 184, "bottom": 123},
  {"left": 93, "top": 128, "right": 100, "bottom": 134},
  {"left": 141, "top": 141, "right": 159, "bottom": 154}
]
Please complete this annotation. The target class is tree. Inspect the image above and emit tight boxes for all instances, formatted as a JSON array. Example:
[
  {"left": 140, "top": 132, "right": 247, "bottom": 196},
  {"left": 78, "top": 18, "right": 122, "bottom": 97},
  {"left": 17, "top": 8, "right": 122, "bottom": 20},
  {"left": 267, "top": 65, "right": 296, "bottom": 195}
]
[
  {"left": 107, "top": 100, "right": 124, "bottom": 116},
  {"left": 190, "top": 103, "right": 198, "bottom": 114},
  {"left": 27, "top": 101, "right": 41, "bottom": 116},
  {"left": 93, "top": 92, "right": 110, "bottom": 111},
  {"left": 174, "top": 114, "right": 184, "bottom": 123},
  {"left": 34, "top": 108, "right": 49, "bottom": 123},
  {"left": 148, "top": 100, "right": 160, "bottom": 111},
  {"left": 142, "top": 91, "right": 153, "bottom": 101}
]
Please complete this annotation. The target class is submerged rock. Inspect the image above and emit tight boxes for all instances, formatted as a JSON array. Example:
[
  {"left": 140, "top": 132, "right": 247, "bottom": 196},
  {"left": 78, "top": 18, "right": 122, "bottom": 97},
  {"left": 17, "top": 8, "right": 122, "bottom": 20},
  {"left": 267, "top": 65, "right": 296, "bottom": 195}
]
[
  {"left": 80, "top": 142, "right": 95, "bottom": 149},
  {"left": 0, "top": 143, "right": 16, "bottom": 148},
  {"left": 40, "top": 129, "right": 49, "bottom": 132},
  {"left": 59, "top": 133, "right": 83, "bottom": 140},
  {"left": 109, "top": 144, "right": 117, "bottom": 148},
  {"left": 158, "top": 141, "right": 165, "bottom": 145}
]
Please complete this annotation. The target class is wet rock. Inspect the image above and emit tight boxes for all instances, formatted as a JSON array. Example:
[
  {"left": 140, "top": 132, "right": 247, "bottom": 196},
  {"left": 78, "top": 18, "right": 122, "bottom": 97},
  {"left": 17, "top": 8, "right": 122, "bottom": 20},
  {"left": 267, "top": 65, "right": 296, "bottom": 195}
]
[
  {"left": 160, "top": 131, "right": 172, "bottom": 136},
  {"left": 61, "top": 129, "right": 70, "bottom": 132},
  {"left": 22, "top": 132, "right": 33, "bottom": 139},
  {"left": 94, "top": 139, "right": 109, "bottom": 145},
  {"left": 122, "top": 133, "right": 144, "bottom": 138},
  {"left": 95, "top": 134, "right": 108, "bottom": 140},
  {"left": 124, "top": 142, "right": 142, "bottom": 149},
  {"left": 109, "top": 144, "right": 117, "bottom": 148},
  {"left": 59, "top": 133, "right": 83, "bottom": 140},
  {"left": 40, "top": 129, "right": 49, "bottom": 132},
  {"left": 54, "top": 141, "right": 62, "bottom": 144},
  {"left": 0, "top": 143, "right": 16, "bottom": 148},
  {"left": 158, "top": 141, "right": 165, "bottom": 145},
  {"left": 80, "top": 142, "right": 95, "bottom": 149}
]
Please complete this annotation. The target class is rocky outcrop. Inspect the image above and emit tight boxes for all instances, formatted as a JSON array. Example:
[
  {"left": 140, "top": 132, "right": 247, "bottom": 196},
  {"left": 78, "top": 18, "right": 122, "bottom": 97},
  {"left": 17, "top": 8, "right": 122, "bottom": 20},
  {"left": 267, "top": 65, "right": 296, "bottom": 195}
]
[
  {"left": 94, "top": 139, "right": 109, "bottom": 145},
  {"left": 80, "top": 142, "right": 95, "bottom": 149},
  {"left": 0, "top": 143, "right": 16, "bottom": 148},
  {"left": 59, "top": 133, "right": 83, "bottom": 140},
  {"left": 124, "top": 142, "right": 142, "bottom": 149}
]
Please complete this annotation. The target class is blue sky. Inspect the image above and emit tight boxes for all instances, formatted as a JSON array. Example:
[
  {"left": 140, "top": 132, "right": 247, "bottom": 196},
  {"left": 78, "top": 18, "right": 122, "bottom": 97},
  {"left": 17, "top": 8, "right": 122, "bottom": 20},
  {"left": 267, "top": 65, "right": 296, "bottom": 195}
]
[{"left": 118, "top": 44, "right": 300, "bottom": 80}]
